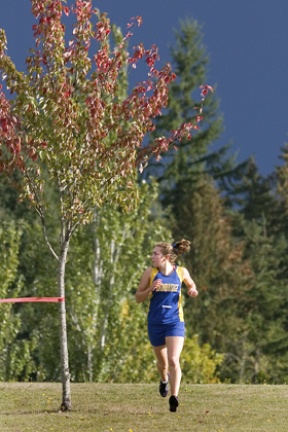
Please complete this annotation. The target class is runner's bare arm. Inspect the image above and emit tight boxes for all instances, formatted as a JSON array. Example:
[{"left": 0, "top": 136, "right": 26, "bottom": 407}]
[
  {"left": 182, "top": 267, "right": 198, "bottom": 297},
  {"left": 135, "top": 268, "right": 162, "bottom": 303}
]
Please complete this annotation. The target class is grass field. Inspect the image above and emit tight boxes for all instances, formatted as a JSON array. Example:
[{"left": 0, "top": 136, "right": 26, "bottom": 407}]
[{"left": 0, "top": 382, "right": 288, "bottom": 432}]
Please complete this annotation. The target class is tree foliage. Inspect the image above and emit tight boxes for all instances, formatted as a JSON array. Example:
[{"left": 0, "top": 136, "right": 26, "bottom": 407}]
[
  {"left": 1, "top": 3, "right": 288, "bottom": 389},
  {"left": 0, "top": 1, "right": 210, "bottom": 409},
  {"left": 0, "top": 220, "right": 27, "bottom": 380}
]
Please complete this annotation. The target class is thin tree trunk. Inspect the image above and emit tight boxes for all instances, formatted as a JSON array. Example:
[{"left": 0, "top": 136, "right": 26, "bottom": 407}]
[
  {"left": 239, "top": 349, "right": 247, "bottom": 384},
  {"left": 87, "top": 344, "right": 93, "bottom": 382},
  {"left": 58, "top": 239, "right": 72, "bottom": 411}
]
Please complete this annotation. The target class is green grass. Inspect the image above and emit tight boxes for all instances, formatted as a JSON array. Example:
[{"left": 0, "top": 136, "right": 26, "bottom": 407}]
[{"left": 0, "top": 383, "right": 288, "bottom": 431}]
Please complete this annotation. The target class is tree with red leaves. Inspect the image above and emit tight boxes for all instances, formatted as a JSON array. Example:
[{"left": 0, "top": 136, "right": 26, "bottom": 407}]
[{"left": 0, "top": 0, "right": 210, "bottom": 410}]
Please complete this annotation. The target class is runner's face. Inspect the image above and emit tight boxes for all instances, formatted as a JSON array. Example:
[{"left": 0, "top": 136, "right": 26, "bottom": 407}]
[{"left": 151, "top": 246, "right": 166, "bottom": 267}]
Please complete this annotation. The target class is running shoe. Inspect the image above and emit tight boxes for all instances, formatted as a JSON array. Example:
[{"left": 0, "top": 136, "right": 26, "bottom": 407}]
[
  {"left": 159, "top": 379, "right": 169, "bottom": 397},
  {"left": 169, "top": 395, "right": 179, "bottom": 412}
]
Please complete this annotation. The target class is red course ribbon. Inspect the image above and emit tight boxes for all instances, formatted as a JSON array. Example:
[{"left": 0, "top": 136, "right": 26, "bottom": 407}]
[{"left": 0, "top": 297, "right": 65, "bottom": 303}]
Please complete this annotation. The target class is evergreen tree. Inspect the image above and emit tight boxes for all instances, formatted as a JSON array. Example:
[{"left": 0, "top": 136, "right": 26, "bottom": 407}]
[
  {"left": 217, "top": 149, "right": 288, "bottom": 383},
  {"left": 238, "top": 220, "right": 288, "bottom": 383},
  {"left": 276, "top": 143, "right": 288, "bottom": 241},
  {"left": 170, "top": 176, "right": 254, "bottom": 381},
  {"left": 277, "top": 143, "right": 288, "bottom": 209},
  {"left": 147, "top": 19, "right": 222, "bottom": 174},
  {"left": 144, "top": 19, "right": 245, "bottom": 198},
  {"left": 223, "top": 159, "right": 280, "bottom": 231}
]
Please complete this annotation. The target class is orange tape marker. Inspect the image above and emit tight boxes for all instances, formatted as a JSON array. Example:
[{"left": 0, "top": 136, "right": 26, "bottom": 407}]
[{"left": 0, "top": 297, "right": 65, "bottom": 303}]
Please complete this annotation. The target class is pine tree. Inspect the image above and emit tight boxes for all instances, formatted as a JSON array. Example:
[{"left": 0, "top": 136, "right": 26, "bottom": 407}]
[
  {"left": 144, "top": 19, "right": 245, "bottom": 195},
  {"left": 223, "top": 159, "right": 280, "bottom": 230},
  {"left": 276, "top": 143, "right": 288, "bottom": 241},
  {"left": 238, "top": 220, "right": 288, "bottom": 383},
  {"left": 169, "top": 176, "right": 253, "bottom": 381}
]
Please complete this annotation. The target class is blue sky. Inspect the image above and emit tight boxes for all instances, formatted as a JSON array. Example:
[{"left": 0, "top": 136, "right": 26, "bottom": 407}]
[{"left": 1, "top": 0, "right": 288, "bottom": 175}]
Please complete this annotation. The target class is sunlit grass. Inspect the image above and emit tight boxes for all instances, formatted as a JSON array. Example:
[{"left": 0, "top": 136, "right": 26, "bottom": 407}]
[{"left": 0, "top": 383, "right": 288, "bottom": 431}]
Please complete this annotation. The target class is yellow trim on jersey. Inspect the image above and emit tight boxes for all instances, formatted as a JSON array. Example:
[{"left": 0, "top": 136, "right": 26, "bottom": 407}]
[
  {"left": 149, "top": 267, "right": 159, "bottom": 286},
  {"left": 176, "top": 266, "right": 184, "bottom": 322},
  {"left": 149, "top": 266, "right": 184, "bottom": 285}
]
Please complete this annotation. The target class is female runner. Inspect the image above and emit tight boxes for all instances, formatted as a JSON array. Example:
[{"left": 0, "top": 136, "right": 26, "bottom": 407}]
[{"left": 136, "top": 239, "right": 198, "bottom": 412}]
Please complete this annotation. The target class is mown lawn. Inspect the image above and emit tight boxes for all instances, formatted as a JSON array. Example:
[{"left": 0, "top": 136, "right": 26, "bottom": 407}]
[{"left": 0, "top": 382, "right": 287, "bottom": 431}]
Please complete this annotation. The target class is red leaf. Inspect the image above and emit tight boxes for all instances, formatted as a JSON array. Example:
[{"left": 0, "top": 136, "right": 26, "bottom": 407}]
[{"left": 63, "top": 6, "right": 70, "bottom": 17}]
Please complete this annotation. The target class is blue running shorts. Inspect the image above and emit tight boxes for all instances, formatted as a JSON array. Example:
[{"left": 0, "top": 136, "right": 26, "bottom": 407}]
[{"left": 148, "top": 322, "right": 186, "bottom": 346}]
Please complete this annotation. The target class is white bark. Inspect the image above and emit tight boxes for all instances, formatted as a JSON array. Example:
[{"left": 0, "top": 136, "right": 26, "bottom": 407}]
[{"left": 58, "top": 239, "right": 72, "bottom": 411}]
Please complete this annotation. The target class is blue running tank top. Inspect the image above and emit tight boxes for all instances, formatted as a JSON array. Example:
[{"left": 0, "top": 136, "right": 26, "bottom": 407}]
[{"left": 148, "top": 266, "right": 185, "bottom": 325}]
